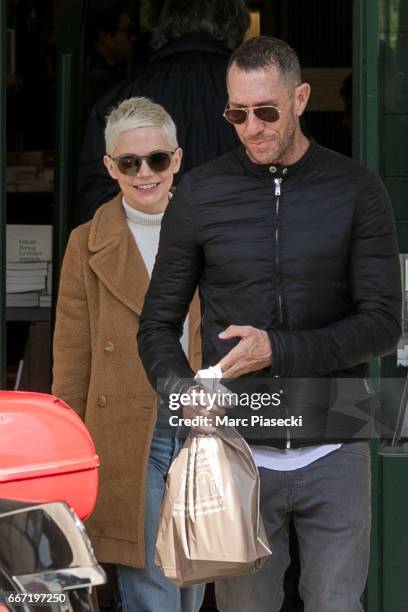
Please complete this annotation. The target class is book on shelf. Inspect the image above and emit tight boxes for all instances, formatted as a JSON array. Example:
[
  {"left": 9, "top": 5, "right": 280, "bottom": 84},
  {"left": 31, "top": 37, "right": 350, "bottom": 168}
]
[
  {"left": 7, "top": 280, "right": 46, "bottom": 293},
  {"left": 7, "top": 261, "right": 48, "bottom": 271},
  {"left": 7, "top": 292, "right": 40, "bottom": 307},
  {"left": 46, "top": 262, "right": 52, "bottom": 295},
  {"left": 39, "top": 295, "right": 52, "bottom": 307},
  {"left": 6, "top": 164, "right": 53, "bottom": 193},
  {"left": 6, "top": 225, "right": 52, "bottom": 262},
  {"left": 7, "top": 270, "right": 47, "bottom": 279},
  {"left": 5, "top": 229, "right": 53, "bottom": 307}
]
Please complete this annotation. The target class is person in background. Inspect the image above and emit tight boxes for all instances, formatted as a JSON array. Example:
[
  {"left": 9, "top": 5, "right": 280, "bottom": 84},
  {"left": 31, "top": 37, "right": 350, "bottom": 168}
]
[
  {"left": 77, "top": 0, "right": 250, "bottom": 222},
  {"left": 137, "top": 37, "right": 401, "bottom": 612},
  {"left": 340, "top": 72, "right": 352, "bottom": 133},
  {"left": 340, "top": 72, "right": 353, "bottom": 156},
  {"left": 86, "top": 0, "right": 136, "bottom": 107},
  {"left": 52, "top": 97, "right": 203, "bottom": 612}
]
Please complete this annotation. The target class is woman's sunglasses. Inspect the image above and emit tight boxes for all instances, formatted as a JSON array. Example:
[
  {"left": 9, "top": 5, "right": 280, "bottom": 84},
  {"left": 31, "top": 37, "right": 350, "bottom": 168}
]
[
  {"left": 223, "top": 105, "right": 280, "bottom": 125},
  {"left": 108, "top": 150, "right": 176, "bottom": 176}
]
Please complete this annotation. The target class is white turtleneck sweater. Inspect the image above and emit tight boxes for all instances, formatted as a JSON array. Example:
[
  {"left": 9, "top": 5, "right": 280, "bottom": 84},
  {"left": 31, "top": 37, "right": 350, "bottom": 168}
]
[{"left": 122, "top": 198, "right": 189, "bottom": 356}]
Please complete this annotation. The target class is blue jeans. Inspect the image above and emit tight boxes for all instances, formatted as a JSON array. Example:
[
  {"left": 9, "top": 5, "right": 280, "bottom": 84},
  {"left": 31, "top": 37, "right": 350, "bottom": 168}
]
[
  {"left": 215, "top": 442, "right": 371, "bottom": 612},
  {"left": 117, "top": 430, "right": 205, "bottom": 612}
]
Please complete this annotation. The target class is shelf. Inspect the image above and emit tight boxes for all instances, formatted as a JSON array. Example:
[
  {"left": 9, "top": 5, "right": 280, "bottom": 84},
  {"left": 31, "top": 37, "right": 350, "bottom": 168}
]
[
  {"left": 7, "top": 184, "right": 53, "bottom": 193},
  {"left": 6, "top": 307, "right": 51, "bottom": 322}
]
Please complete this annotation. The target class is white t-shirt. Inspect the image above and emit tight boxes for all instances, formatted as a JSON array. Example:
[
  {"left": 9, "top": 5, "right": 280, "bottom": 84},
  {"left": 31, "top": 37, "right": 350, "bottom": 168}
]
[{"left": 250, "top": 443, "right": 341, "bottom": 471}]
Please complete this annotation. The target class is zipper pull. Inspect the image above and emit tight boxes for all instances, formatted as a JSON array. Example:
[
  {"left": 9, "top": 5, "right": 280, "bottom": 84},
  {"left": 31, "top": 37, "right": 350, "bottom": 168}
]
[{"left": 274, "top": 178, "right": 282, "bottom": 197}]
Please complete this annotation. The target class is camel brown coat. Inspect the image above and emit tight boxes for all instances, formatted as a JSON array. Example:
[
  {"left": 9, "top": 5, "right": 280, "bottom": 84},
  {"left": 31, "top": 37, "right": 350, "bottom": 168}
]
[{"left": 52, "top": 194, "right": 201, "bottom": 568}]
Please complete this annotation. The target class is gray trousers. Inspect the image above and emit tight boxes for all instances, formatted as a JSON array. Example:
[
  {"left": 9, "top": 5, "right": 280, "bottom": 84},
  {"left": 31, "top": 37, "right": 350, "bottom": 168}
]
[{"left": 216, "top": 442, "right": 371, "bottom": 612}]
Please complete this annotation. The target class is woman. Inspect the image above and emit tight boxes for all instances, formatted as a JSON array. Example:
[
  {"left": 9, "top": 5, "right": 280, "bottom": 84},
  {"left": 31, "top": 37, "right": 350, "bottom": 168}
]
[{"left": 52, "top": 97, "right": 203, "bottom": 612}]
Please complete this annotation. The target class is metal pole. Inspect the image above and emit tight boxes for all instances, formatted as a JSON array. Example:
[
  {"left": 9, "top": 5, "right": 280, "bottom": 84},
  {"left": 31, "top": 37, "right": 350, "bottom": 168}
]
[
  {"left": 0, "top": 0, "right": 7, "bottom": 387},
  {"left": 354, "top": 1, "right": 381, "bottom": 610},
  {"left": 53, "top": 0, "right": 87, "bottom": 312},
  {"left": 353, "top": 0, "right": 380, "bottom": 171}
]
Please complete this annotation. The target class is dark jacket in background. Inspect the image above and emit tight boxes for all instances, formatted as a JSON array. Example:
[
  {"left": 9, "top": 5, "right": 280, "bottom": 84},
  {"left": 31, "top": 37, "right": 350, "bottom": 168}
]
[
  {"left": 88, "top": 50, "right": 127, "bottom": 109},
  {"left": 78, "top": 32, "right": 239, "bottom": 223},
  {"left": 137, "top": 140, "right": 402, "bottom": 447}
]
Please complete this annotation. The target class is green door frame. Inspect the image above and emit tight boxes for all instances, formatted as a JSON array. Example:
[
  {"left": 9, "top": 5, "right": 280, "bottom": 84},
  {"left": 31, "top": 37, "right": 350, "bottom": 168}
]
[
  {"left": 353, "top": 1, "right": 381, "bottom": 611},
  {"left": 354, "top": 0, "right": 380, "bottom": 171},
  {"left": 0, "top": 1, "right": 6, "bottom": 388},
  {"left": 53, "top": 0, "right": 88, "bottom": 312}
]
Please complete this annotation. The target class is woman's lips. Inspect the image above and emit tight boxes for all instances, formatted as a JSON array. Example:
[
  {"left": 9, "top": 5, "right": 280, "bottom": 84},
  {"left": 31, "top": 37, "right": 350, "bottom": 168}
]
[{"left": 134, "top": 182, "right": 160, "bottom": 191}]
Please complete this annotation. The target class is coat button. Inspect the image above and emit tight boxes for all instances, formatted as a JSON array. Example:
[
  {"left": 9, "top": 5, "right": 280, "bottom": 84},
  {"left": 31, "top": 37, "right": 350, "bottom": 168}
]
[
  {"left": 97, "top": 395, "right": 107, "bottom": 408},
  {"left": 269, "top": 165, "right": 277, "bottom": 173},
  {"left": 104, "top": 341, "right": 114, "bottom": 353}
]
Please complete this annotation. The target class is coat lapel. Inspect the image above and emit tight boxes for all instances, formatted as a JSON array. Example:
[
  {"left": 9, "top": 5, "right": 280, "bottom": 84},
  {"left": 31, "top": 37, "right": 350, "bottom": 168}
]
[
  {"left": 87, "top": 194, "right": 202, "bottom": 364},
  {"left": 88, "top": 195, "right": 150, "bottom": 315}
]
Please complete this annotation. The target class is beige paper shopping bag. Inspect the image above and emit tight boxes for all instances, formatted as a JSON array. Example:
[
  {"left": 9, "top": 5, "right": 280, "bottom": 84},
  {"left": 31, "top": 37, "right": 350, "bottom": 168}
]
[{"left": 155, "top": 427, "right": 271, "bottom": 587}]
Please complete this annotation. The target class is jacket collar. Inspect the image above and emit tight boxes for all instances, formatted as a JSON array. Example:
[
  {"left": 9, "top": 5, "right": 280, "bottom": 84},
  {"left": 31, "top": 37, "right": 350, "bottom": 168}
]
[
  {"left": 151, "top": 32, "right": 231, "bottom": 63},
  {"left": 235, "top": 138, "right": 318, "bottom": 179},
  {"left": 88, "top": 194, "right": 149, "bottom": 315}
]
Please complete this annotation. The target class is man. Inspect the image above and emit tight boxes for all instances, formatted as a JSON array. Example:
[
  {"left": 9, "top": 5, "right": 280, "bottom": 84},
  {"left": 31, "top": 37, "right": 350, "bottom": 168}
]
[
  {"left": 137, "top": 37, "right": 401, "bottom": 612},
  {"left": 78, "top": 0, "right": 249, "bottom": 222},
  {"left": 86, "top": 0, "right": 135, "bottom": 108}
]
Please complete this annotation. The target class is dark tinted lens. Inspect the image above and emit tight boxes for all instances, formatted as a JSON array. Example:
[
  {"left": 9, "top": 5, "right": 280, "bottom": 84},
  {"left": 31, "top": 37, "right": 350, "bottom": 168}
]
[
  {"left": 148, "top": 151, "right": 172, "bottom": 171},
  {"left": 224, "top": 108, "right": 248, "bottom": 124},
  {"left": 254, "top": 106, "right": 280, "bottom": 123},
  {"left": 121, "top": 24, "right": 137, "bottom": 36},
  {"left": 116, "top": 156, "right": 140, "bottom": 175}
]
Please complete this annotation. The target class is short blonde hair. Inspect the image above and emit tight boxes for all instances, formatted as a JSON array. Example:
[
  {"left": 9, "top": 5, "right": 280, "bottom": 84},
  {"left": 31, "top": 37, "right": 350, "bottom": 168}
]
[{"left": 104, "top": 96, "right": 178, "bottom": 155}]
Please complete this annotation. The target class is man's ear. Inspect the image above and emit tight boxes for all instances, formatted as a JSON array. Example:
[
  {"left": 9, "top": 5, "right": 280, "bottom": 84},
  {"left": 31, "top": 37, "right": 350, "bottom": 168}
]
[
  {"left": 103, "top": 155, "right": 118, "bottom": 180},
  {"left": 294, "top": 82, "right": 311, "bottom": 117}
]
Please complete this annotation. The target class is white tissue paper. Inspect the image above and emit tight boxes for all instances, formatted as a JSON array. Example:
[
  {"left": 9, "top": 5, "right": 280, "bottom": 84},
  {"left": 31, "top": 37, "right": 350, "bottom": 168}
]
[{"left": 194, "top": 365, "right": 236, "bottom": 407}]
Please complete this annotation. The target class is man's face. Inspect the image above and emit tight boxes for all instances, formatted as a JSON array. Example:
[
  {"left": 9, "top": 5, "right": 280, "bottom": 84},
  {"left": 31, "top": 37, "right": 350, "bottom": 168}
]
[
  {"left": 226, "top": 64, "right": 308, "bottom": 165},
  {"left": 109, "top": 12, "right": 135, "bottom": 64}
]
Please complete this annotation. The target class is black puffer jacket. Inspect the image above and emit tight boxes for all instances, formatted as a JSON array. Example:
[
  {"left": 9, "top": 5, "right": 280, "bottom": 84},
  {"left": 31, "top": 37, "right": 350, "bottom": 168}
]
[
  {"left": 138, "top": 140, "right": 401, "bottom": 446},
  {"left": 77, "top": 33, "right": 239, "bottom": 223}
]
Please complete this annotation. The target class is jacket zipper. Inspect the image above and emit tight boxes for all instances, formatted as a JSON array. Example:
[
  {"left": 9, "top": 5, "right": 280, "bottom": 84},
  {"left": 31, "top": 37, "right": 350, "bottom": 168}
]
[
  {"left": 274, "top": 178, "right": 283, "bottom": 325},
  {"left": 274, "top": 177, "right": 290, "bottom": 448}
]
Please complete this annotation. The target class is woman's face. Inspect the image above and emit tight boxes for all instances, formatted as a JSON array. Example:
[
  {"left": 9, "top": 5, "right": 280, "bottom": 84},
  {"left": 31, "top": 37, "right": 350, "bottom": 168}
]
[{"left": 104, "top": 126, "right": 182, "bottom": 214}]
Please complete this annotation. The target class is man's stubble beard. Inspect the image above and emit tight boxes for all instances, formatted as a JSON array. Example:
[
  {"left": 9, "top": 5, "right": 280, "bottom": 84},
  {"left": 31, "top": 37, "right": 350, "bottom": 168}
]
[
  {"left": 272, "top": 111, "right": 298, "bottom": 165},
  {"left": 245, "top": 110, "right": 298, "bottom": 166}
]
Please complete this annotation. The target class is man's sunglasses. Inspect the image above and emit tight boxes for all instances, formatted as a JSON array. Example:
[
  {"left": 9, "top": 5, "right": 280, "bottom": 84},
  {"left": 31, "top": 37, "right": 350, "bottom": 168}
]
[
  {"left": 108, "top": 150, "right": 176, "bottom": 176},
  {"left": 223, "top": 105, "right": 281, "bottom": 125},
  {"left": 116, "top": 24, "right": 137, "bottom": 37}
]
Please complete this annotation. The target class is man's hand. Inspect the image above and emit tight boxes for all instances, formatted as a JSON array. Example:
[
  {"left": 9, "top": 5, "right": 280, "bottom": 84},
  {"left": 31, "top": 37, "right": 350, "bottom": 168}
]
[
  {"left": 217, "top": 325, "right": 272, "bottom": 379},
  {"left": 183, "top": 385, "right": 225, "bottom": 432}
]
